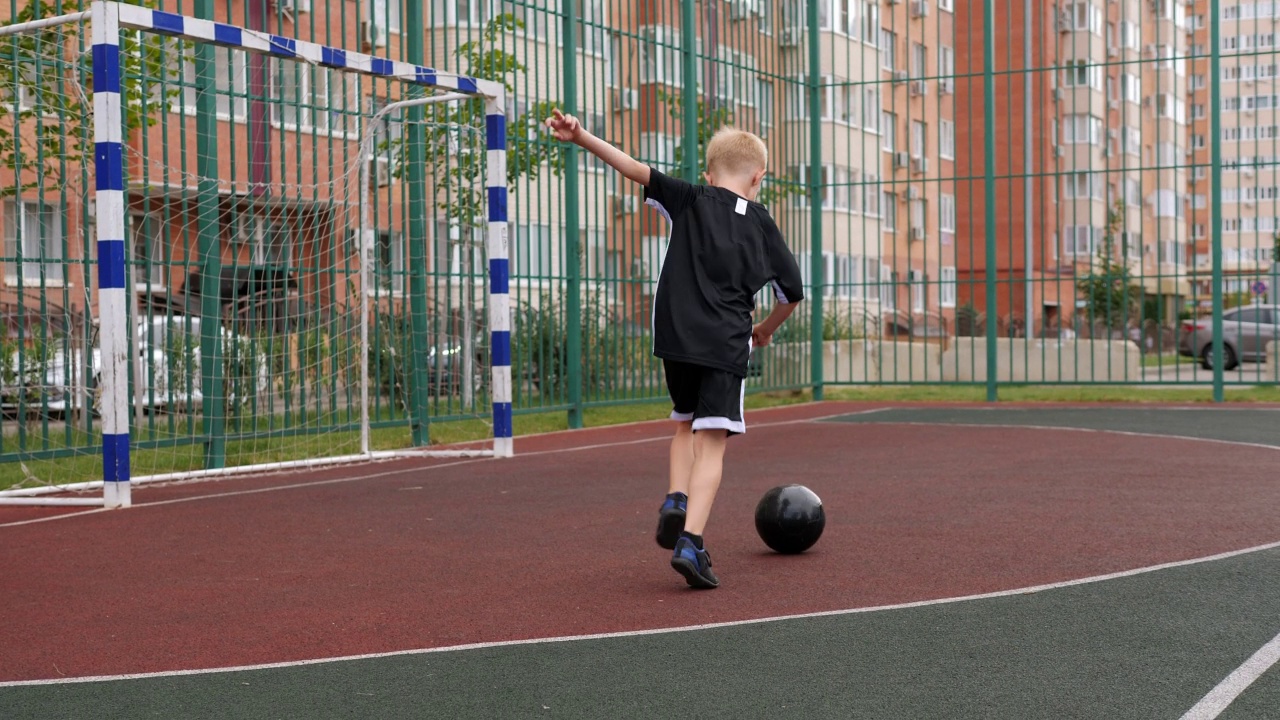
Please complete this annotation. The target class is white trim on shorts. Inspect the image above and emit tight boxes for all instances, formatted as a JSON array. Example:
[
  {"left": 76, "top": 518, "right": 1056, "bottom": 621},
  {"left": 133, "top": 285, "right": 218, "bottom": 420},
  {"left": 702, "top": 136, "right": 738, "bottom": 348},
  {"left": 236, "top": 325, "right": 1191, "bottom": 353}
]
[{"left": 690, "top": 375, "right": 747, "bottom": 435}]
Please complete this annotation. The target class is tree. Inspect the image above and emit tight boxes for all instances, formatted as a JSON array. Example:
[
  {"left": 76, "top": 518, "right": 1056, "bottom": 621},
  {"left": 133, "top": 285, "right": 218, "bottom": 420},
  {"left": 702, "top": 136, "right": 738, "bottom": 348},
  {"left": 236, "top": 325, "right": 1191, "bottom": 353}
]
[
  {"left": 655, "top": 88, "right": 802, "bottom": 208},
  {"left": 1078, "top": 201, "right": 1142, "bottom": 331},
  {"left": 377, "top": 13, "right": 563, "bottom": 405},
  {"left": 0, "top": 0, "right": 183, "bottom": 197}
]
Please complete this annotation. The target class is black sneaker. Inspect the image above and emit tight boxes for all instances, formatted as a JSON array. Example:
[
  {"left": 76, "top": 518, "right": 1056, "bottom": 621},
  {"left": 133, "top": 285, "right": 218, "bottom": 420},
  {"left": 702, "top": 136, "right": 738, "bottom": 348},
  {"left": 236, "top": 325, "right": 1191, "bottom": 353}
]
[
  {"left": 671, "top": 536, "right": 719, "bottom": 589},
  {"left": 655, "top": 494, "right": 687, "bottom": 549}
]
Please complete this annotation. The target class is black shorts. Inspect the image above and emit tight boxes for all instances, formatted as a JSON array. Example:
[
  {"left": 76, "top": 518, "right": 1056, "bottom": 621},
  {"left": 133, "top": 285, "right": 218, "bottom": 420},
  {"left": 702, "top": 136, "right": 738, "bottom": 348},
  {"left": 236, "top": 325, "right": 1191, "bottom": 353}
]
[{"left": 663, "top": 359, "right": 746, "bottom": 435}]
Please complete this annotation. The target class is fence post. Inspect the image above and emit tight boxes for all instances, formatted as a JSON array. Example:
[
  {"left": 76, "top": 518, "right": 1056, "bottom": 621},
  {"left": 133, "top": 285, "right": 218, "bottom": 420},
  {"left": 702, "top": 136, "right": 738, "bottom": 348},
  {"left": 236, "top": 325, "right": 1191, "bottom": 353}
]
[
  {"left": 563, "top": 0, "right": 584, "bottom": 429},
  {"left": 405, "top": 2, "right": 434, "bottom": 444},
  {"left": 1209, "top": 0, "right": 1225, "bottom": 402},
  {"left": 194, "top": 0, "right": 226, "bottom": 467},
  {"left": 680, "top": 0, "right": 698, "bottom": 183},
  {"left": 807, "top": 0, "right": 824, "bottom": 399},
  {"left": 981, "top": 0, "right": 998, "bottom": 402}
]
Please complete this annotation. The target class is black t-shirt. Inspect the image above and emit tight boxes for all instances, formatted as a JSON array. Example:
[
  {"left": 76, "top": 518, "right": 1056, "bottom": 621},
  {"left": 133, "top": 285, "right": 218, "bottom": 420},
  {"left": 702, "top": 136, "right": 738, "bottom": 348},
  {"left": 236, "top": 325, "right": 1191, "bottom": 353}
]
[{"left": 643, "top": 167, "right": 805, "bottom": 377}]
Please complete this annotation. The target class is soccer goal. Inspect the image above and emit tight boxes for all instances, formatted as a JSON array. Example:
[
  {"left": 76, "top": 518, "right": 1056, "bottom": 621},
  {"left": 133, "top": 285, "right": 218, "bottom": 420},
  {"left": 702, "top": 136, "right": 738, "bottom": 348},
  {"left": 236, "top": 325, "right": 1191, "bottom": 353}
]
[{"left": 0, "top": 1, "right": 513, "bottom": 508}]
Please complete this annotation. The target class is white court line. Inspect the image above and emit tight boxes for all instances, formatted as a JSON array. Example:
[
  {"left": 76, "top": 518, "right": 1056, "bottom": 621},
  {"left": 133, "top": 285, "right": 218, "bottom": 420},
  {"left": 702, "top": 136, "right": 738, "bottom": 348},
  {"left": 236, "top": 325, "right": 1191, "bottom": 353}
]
[
  {"left": 1180, "top": 630, "right": 1280, "bottom": 720},
  {"left": 849, "top": 420, "right": 1280, "bottom": 455},
  {"left": 2, "top": 538, "right": 1278, "bottom": 688},
  {"left": 0, "top": 408, "right": 889, "bottom": 529}
]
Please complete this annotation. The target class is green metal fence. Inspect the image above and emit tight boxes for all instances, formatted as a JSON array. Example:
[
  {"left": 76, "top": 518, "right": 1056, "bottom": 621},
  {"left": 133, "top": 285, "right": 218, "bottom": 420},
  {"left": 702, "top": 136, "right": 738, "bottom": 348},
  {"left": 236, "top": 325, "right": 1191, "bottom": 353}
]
[{"left": 0, "top": 0, "right": 1277, "bottom": 483}]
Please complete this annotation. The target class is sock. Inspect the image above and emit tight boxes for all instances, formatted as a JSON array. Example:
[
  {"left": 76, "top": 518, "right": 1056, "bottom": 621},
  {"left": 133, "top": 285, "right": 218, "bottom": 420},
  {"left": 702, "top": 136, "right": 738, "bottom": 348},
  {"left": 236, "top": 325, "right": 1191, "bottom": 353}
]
[{"left": 681, "top": 531, "right": 704, "bottom": 550}]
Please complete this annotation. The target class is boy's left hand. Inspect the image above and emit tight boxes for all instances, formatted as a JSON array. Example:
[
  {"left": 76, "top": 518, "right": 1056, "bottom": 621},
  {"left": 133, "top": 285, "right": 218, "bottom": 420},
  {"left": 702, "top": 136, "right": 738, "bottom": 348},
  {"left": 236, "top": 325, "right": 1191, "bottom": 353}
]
[
  {"left": 544, "top": 109, "right": 582, "bottom": 142},
  {"left": 752, "top": 324, "right": 773, "bottom": 348}
]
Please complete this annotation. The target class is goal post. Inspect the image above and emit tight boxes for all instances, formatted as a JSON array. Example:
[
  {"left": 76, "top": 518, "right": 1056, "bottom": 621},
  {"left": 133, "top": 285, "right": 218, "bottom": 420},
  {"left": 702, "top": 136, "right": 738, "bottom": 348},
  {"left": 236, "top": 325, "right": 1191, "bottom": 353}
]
[{"left": 0, "top": 1, "right": 513, "bottom": 508}]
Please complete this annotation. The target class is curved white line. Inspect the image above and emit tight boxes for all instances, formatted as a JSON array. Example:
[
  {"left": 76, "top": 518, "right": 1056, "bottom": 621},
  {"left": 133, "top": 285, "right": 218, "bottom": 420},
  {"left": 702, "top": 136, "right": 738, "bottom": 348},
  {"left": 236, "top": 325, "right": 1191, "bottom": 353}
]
[
  {"left": 2, "top": 538, "right": 1277, "bottom": 687},
  {"left": 0, "top": 408, "right": 887, "bottom": 529}
]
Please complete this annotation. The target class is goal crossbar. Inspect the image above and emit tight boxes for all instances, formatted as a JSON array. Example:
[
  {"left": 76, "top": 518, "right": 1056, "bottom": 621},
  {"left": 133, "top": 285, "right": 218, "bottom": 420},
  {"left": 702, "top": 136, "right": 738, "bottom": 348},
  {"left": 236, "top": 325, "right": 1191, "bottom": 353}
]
[{"left": 0, "top": 1, "right": 513, "bottom": 508}]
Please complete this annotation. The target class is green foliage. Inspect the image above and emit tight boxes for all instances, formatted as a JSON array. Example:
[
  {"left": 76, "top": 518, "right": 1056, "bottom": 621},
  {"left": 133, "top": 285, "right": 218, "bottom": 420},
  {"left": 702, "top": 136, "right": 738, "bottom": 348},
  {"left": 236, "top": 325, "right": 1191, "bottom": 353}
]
[
  {"left": 954, "top": 304, "right": 983, "bottom": 337},
  {"left": 0, "top": 0, "right": 186, "bottom": 196},
  {"left": 0, "top": 335, "right": 56, "bottom": 408},
  {"left": 654, "top": 88, "right": 803, "bottom": 208},
  {"left": 511, "top": 291, "right": 658, "bottom": 400},
  {"left": 162, "top": 329, "right": 198, "bottom": 402},
  {"left": 1077, "top": 201, "right": 1142, "bottom": 330},
  {"left": 368, "top": 311, "right": 410, "bottom": 411},
  {"left": 773, "top": 308, "right": 872, "bottom": 343},
  {"left": 222, "top": 334, "right": 263, "bottom": 429},
  {"left": 381, "top": 14, "right": 562, "bottom": 229}
]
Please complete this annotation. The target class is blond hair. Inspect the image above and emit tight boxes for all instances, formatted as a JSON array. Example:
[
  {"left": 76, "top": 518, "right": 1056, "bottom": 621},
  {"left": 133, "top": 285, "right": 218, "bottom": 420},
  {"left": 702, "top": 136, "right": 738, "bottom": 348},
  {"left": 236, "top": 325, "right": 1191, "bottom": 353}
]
[{"left": 705, "top": 127, "right": 768, "bottom": 178}]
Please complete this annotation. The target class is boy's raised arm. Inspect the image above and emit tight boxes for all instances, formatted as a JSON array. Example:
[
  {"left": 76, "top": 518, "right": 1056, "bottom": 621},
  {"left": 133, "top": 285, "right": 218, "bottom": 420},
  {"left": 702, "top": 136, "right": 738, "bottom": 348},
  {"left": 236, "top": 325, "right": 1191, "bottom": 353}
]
[{"left": 545, "top": 109, "right": 650, "bottom": 186}]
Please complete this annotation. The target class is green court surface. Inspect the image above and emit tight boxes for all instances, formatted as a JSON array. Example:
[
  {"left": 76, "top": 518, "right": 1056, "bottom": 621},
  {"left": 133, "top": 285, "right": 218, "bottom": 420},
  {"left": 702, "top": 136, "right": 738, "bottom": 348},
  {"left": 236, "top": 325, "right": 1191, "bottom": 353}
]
[
  {"left": 3, "top": 547, "right": 1279, "bottom": 719},
  {"left": 824, "top": 406, "right": 1280, "bottom": 448}
]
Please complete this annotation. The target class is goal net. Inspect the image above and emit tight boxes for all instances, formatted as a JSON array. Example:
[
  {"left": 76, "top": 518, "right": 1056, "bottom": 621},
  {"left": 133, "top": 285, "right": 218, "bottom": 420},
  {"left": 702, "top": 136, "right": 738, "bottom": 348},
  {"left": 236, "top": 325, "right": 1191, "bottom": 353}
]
[{"left": 0, "top": 2, "right": 512, "bottom": 508}]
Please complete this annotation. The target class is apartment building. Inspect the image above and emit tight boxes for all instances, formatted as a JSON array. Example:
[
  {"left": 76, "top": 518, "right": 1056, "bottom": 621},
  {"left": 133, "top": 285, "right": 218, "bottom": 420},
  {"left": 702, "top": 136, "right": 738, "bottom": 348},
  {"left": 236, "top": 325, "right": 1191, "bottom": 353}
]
[
  {"left": 953, "top": 0, "right": 1189, "bottom": 334},
  {"left": 1188, "top": 0, "right": 1279, "bottom": 303},
  {"left": 2, "top": 0, "right": 965, "bottom": 336},
  {"left": 878, "top": 0, "right": 957, "bottom": 330}
]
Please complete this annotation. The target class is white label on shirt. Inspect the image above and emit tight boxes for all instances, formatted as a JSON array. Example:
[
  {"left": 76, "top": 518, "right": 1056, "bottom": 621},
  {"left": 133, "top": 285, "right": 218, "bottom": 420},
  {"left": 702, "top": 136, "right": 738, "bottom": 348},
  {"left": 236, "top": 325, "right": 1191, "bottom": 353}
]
[{"left": 735, "top": 197, "right": 748, "bottom": 215}]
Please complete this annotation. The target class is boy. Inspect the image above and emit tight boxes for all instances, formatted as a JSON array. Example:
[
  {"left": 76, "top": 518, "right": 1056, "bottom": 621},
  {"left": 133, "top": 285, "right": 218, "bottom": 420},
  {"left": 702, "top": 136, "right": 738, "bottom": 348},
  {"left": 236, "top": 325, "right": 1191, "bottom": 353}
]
[{"left": 545, "top": 110, "right": 804, "bottom": 589}]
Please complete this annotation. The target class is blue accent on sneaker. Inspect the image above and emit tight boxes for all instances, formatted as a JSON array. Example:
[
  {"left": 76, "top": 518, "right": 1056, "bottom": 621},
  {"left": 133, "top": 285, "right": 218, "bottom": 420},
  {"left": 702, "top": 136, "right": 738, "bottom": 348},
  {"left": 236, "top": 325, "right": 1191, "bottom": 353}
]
[
  {"left": 671, "top": 536, "right": 719, "bottom": 589},
  {"left": 655, "top": 495, "right": 687, "bottom": 550}
]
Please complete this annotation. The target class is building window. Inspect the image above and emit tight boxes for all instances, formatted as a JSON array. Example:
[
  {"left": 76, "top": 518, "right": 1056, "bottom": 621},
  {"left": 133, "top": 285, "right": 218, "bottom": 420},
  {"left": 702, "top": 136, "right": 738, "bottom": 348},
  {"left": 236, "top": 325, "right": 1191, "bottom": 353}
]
[
  {"left": 270, "top": 60, "right": 359, "bottom": 137},
  {"left": 911, "top": 120, "right": 925, "bottom": 158},
  {"left": 510, "top": 223, "right": 551, "bottom": 279},
  {"left": 640, "top": 133, "right": 679, "bottom": 168},
  {"left": 864, "top": 174, "right": 880, "bottom": 217},
  {"left": 938, "top": 46, "right": 955, "bottom": 92},
  {"left": 863, "top": 89, "right": 880, "bottom": 133},
  {"left": 432, "top": 0, "right": 486, "bottom": 25},
  {"left": 1064, "top": 172, "right": 1103, "bottom": 200},
  {"left": 578, "top": 0, "right": 607, "bottom": 55},
  {"left": 883, "top": 192, "right": 896, "bottom": 231},
  {"left": 1065, "top": 2, "right": 1103, "bottom": 34},
  {"left": 168, "top": 45, "right": 249, "bottom": 121},
  {"left": 1062, "top": 114, "right": 1102, "bottom": 145},
  {"left": 639, "top": 26, "right": 682, "bottom": 86},
  {"left": 1062, "top": 59, "right": 1103, "bottom": 90},
  {"left": 1120, "top": 20, "right": 1140, "bottom": 49},
  {"left": 881, "top": 30, "right": 896, "bottom": 71},
  {"left": 128, "top": 211, "right": 166, "bottom": 289},
  {"left": 4, "top": 199, "right": 64, "bottom": 285},
  {"left": 1062, "top": 225, "right": 1098, "bottom": 257},
  {"left": 940, "top": 266, "right": 957, "bottom": 307},
  {"left": 758, "top": 79, "right": 774, "bottom": 136},
  {"left": 883, "top": 111, "right": 896, "bottom": 152},
  {"left": 1155, "top": 94, "right": 1187, "bottom": 124},
  {"left": 1120, "top": 73, "right": 1141, "bottom": 104},
  {"left": 940, "top": 193, "right": 956, "bottom": 233},
  {"left": 909, "top": 269, "right": 925, "bottom": 311},
  {"left": 940, "top": 120, "right": 955, "bottom": 159}
]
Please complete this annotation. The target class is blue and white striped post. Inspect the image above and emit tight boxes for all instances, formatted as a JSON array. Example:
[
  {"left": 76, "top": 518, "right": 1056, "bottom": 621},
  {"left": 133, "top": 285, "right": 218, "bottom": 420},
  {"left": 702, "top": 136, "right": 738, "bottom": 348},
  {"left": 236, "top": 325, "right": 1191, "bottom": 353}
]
[
  {"left": 486, "top": 98, "right": 513, "bottom": 458},
  {"left": 92, "top": 0, "right": 131, "bottom": 507}
]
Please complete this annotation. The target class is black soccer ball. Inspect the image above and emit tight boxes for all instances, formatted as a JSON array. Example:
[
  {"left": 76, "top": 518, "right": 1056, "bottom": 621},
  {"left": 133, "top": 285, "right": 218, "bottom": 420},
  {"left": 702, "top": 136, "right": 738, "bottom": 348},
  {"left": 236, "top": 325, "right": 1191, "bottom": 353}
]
[{"left": 754, "top": 484, "right": 825, "bottom": 554}]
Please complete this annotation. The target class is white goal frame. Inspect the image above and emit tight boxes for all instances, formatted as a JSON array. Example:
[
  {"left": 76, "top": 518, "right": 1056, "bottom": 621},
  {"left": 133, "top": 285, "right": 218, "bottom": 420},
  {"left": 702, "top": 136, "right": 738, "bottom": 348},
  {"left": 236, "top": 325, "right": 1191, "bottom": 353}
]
[{"left": 0, "top": 1, "right": 513, "bottom": 508}]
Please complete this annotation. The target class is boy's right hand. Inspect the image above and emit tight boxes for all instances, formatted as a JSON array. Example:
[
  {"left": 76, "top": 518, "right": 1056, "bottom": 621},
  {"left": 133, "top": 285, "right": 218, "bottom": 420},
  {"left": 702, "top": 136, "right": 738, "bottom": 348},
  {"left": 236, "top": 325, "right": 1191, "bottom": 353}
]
[{"left": 544, "top": 109, "right": 582, "bottom": 143}]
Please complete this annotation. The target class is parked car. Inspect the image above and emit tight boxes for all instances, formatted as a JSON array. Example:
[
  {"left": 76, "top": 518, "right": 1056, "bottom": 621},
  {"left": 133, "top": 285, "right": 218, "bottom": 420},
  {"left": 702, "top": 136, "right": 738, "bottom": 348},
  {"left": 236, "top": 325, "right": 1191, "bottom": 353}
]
[
  {"left": 1, "top": 308, "right": 269, "bottom": 417},
  {"left": 1178, "top": 304, "right": 1280, "bottom": 370}
]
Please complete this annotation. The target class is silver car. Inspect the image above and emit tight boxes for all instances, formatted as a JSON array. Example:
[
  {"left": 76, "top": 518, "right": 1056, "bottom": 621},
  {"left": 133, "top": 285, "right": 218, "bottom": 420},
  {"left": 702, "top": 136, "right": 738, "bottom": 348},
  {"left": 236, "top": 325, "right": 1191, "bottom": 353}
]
[{"left": 1179, "top": 304, "right": 1280, "bottom": 370}]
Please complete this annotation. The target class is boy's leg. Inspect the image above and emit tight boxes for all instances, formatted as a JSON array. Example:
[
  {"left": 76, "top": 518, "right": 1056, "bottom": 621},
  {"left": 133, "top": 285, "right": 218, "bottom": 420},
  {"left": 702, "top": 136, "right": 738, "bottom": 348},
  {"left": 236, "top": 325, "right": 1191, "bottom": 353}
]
[
  {"left": 657, "top": 361, "right": 698, "bottom": 549},
  {"left": 683, "top": 428, "right": 728, "bottom": 535},
  {"left": 668, "top": 420, "right": 694, "bottom": 496},
  {"left": 670, "top": 367, "right": 743, "bottom": 589}
]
